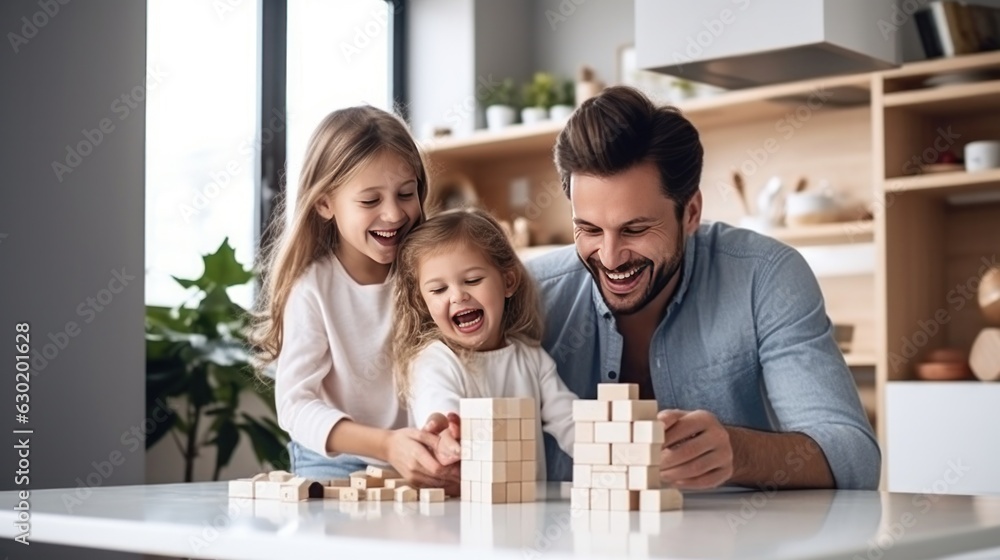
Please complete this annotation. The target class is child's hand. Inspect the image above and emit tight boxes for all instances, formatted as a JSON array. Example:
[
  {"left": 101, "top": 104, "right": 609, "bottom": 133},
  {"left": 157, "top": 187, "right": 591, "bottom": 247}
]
[
  {"left": 384, "top": 427, "right": 456, "bottom": 488},
  {"left": 422, "top": 413, "right": 461, "bottom": 466}
]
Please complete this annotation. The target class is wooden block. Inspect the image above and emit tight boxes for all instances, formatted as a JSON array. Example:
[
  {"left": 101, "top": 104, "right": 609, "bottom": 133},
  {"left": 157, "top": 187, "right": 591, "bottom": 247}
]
[
  {"left": 611, "top": 400, "right": 658, "bottom": 422},
  {"left": 639, "top": 488, "right": 683, "bottom": 511},
  {"left": 592, "top": 471, "right": 628, "bottom": 490},
  {"left": 394, "top": 486, "right": 417, "bottom": 502},
  {"left": 517, "top": 397, "right": 536, "bottom": 419},
  {"left": 611, "top": 443, "right": 660, "bottom": 466},
  {"left": 609, "top": 489, "right": 639, "bottom": 511},
  {"left": 575, "top": 421, "right": 594, "bottom": 443},
  {"left": 462, "top": 460, "right": 481, "bottom": 482},
  {"left": 520, "top": 418, "right": 535, "bottom": 440},
  {"left": 521, "top": 481, "right": 536, "bottom": 502},
  {"left": 461, "top": 417, "right": 472, "bottom": 440},
  {"left": 253, "top": 480, "right": 282, "bottom": 500},
  {"left": 506, "top": 481, "right": 522, "bottom": 503},
  {"left": 521, "top": 440, "right": 537, "bottom": 461},
  {"left": 573, "top": 464, "right": 593, "bottom": 488},
  {"left": 506, "top": 440, "right": 522, "bottom": 461},
  {"left": 326, "top": 478, "right": 351, "bottom": 487},
  {"left": 471, "top": 480, "right": 483, "bottom": 502},
  {"left": 322, "top": 486, "right": 342, "bottom": 499},
  {"left": 628, "top": 466, "right": 660, "bottom": 490},
  {"left": 228, "top": 479, "right": 255, "bottom": 498},
  {"left": 574, "top": 443, "right": 611, "bottom": 465},
  {"left": 472, "top": 440, "right": 507, "bottom": 462},
  {"left": 592, "top": 465, "right": 628, "bottom": 472},
  {"left": 590, "top": 488, "right": 610, "bottom": 510},
  {"left": 461, "top": 398, "right": 517, "bottom": 419},
  {"left": 597, "top": 383, "right": 638, "bottom": 401},
  {"left": 461, "top": 480, "right": 471, "bottom": 501},
  {"left": 366, "top": 465, "right": 400, "bottom": 479},
  {"left": 268, "top": 470, "right": 293, "bottom": 482},
  {"left": 280, "top": 482, "right": 308, "bottom": 502},
  {"left": 482, "top": 482, "right": 506, "bottom": 504},
  {"left": 506, "top": 460, "right": 522, "bottom": 482},
  {"left": 571, "top": 488, "right": 590, "bottom": 510},
  {"left": 366, "top": 487, "right": 394, "bottom": 501},
  {"left": 521, "top": 461, "right": 537, "bottom": 481},
  {"left": 383, "top": 478, "right": 406, "bottom": 489},
  {"left": 573, "top": 400, "right": 610, "bottom": 422},
  {"left": 594, "top": 421, "right": 632, "bottom": 443},
  {"left": 632, "top": 420, "right": 665, "bottom": 443},
  {"left": 461, "top": 439, "right": 474, "bottom": 461},
  {"left": 503, "top": 418, "right": 521, "bottom": 440},
  {"left": 481, "top": 461, "right": 508, "bottom": 483},
  {"left": 420, "top": 488, "right": 445, "bottom": 503},
  {"left": 351, "top": 476, "right": 383, "bottom": 490},
  {"left": 339, "top": 487, "right": 361, "bottom": 502}
]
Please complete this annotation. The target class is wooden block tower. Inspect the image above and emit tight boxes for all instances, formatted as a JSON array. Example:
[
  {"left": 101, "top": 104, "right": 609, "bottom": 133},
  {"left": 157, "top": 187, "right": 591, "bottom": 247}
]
[
  {"left": 459, "top": 397, "right": 537, "bottom": 504},
  {"left": 570, "top": 383, "right": 682, "bottom": 512}
]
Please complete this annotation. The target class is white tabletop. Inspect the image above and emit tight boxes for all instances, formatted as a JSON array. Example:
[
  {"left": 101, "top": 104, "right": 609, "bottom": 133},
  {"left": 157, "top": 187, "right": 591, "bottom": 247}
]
[{"left": 2, "top": 482, "right": 1000, "bottom": 560}]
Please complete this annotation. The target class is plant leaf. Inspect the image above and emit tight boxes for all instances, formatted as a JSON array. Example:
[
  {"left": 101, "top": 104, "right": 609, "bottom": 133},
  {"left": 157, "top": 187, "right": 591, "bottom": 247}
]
[
  {"left": 212, "top": 420, "right": 240, "bottom": 474},
  {"left": 143, "top": 407, "right": 177, "bottom": 449},
  {"left": 239, "top": 414, "right": 290, "bottom": 471}
]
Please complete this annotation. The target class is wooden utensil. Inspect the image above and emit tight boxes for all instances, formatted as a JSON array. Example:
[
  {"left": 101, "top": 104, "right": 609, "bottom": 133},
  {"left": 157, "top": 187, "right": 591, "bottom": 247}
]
[
  {"left": 732, "top": 171, "right": 749, "bottom": 215},
  {"left": 970, "top": 328, "right": 1000, "bottom": 381}
]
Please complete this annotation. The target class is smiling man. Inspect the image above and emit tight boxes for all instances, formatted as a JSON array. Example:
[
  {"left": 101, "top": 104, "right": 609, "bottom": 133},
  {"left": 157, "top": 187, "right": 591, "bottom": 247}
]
[{"left": 526, "top": 86, "right": 880, "bottom": 491}]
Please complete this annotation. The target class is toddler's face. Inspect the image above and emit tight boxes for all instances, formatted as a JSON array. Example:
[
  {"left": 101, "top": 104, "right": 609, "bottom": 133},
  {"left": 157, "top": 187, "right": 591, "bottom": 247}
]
[{"left": 417, "top": 243, "right": 515, "bottom": 352}]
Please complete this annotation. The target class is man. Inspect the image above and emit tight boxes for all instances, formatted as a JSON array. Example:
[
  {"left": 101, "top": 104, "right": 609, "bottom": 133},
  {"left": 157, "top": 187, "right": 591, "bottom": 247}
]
[{"left": 525, "top": 85, "right": 880, "bottom": 490}]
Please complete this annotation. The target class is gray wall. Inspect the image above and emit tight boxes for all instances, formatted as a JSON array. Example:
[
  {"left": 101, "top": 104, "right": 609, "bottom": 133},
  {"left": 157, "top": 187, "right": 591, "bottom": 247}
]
[
  {"left": 532, "top": 0, "right": 634, "bottom": 89},
  {"left": 0, "top": 0, "right": 144, "bottom": 557}
]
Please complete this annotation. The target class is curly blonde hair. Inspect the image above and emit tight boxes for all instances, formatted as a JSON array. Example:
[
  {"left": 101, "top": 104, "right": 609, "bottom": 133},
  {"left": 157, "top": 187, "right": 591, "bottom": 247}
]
[
  {"left": 247, "top": 105, "right": 428, "bottom": 374},
  {"left": 390, "top": 207, "right": 543, "bottom": 401}
]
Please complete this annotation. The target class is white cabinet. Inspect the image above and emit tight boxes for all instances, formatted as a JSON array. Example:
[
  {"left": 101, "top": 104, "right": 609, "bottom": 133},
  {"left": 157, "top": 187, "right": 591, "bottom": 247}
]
[{"left": 887, "top": 382, "right": 1000, "bottom": 495}]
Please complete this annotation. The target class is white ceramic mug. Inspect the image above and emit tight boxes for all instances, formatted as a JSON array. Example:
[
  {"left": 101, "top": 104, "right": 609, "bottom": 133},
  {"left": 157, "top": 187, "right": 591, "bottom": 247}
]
[{"left": 965, "top": 140, "right": 1000, "bottom": 172}]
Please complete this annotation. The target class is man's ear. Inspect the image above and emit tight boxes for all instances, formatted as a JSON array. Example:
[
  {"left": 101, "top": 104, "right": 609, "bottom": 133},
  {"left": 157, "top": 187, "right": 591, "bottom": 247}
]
[
  {"left": 315, "top": 193, "right": 335, "bottom": 221},
  {"left": 503, "top": 269, "right": 519, "bottom": 298},
  {"left": 683, "top": 191, "right": 703, "bottom": 236}
]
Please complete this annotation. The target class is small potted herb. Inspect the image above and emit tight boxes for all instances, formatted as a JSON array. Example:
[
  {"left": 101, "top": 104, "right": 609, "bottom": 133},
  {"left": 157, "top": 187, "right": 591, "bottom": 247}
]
[
  {"left": 483, "top": 78, "right": 518, "bottom": 131},
  {"left": 521, "top": 72, "right": 556, "bottom": 125},
  {"left": 549, "top": 78, "right": 576, "bottom": 121}
]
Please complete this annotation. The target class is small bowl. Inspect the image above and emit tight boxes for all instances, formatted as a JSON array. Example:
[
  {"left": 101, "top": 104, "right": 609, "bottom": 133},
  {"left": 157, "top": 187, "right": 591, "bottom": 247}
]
[{"left": 915, "top": 361, "right": 973, "bottom": 381}]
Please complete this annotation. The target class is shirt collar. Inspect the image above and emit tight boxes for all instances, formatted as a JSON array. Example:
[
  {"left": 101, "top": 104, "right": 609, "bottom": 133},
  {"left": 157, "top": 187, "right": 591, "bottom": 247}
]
[{"left": 590, "top": 229, "right": 699, "bottom": 319}]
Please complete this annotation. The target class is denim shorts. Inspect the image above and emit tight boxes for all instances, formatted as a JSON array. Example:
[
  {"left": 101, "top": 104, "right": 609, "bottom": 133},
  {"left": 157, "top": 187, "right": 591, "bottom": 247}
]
[{"left": 287, "top": 440, "right": 373, "bottom": 480}]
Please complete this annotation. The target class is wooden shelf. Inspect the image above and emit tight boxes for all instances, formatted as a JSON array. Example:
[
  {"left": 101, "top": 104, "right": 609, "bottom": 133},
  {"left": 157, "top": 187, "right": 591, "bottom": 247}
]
[
  {"left": 422, "top": 120, "right": 562, "bottom": 161},
  {"left": 761, "top": 220, "right": 874, "bottom": 246},
  {"left": 886, "top": 168, "right": 1000, "bottom": 195},
  {"left": 882, "top": 79, "right": 1000, "bottom": 115},
  {"left": 845, "top": 353, "right": 877, "bottom": 367},
  {"left": 882, "top": 50, "right": 1000, "bottom": 80}
]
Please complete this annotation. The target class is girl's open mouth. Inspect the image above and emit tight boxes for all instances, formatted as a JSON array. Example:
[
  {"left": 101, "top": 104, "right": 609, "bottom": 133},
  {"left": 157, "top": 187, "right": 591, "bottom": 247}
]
[
  {"left": 452, "top": 309, "right": 484, "bottom": 333},
  {"left": 370, "top": 228, "right": 400, "bottom": 246}
]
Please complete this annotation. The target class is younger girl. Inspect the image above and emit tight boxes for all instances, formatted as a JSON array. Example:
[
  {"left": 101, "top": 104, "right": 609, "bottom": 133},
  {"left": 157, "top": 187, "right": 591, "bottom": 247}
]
[
  {"left": 249, "top": 105, "right": 457, "bottom": 485},
  {"left": 391, "top": 207, "right": 576, "bottom": 479}
]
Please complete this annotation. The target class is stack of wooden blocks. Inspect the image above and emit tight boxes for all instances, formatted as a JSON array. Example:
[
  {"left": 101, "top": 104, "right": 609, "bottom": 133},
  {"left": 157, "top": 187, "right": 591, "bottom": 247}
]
[
  {"left": 570, "top": 383, "right": 682, "bottom": 512},
  {"left": 228, "top": 465, "right": 445, "bottom": 504},
  {"left": 459, "top": 397, "right": 537, "bottom": 504}
]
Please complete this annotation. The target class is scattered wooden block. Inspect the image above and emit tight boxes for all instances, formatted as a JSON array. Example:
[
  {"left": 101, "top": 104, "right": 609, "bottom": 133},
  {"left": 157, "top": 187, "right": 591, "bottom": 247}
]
[
  {"left": 611, "top": 443, "right": 660, "bottom": 466},
  {"left": 571, "top": 488, "right": 590, "bottom": 510},
  {"left": 351, "top": 476, "right": 383, "bottom": 490},
  {"left": 574, "top": 443, "right": 611, "bottom": 465},
  {"left": 419, "top": 488, "right": 445, "bottom": 503},
  {"left": 632, "top": 420, "right": 665, "bottom": 443},
  {"left": 326, "top": 478, "right": 351, "bottom": 487},
  {"left": 639, "top": 488, "right": 682, "bottom": 511},
  {"left": 611, "top": 400, "right": 658, "bottom": 422},
  {"left": 365, "top": 465, "right": 400, "bottom": 479},
  {"left": 394, "top": 486, "right": 417, "bottom": 502},
  {"left": 597, "top": 383, "right": 638, "bottom": 401},
  {"left": 521, "top": 440, "right": 537, "bottom": 461},
  {"left": 349, "top": 470, "right": 369, "bottom": 479},
  {"left": 280, "top": 478, "right": 321, "bottom": 502},
  {"left": 594, "top": 421, "right": 632, "bottom": 443},
  {"left": 228, "top": 478, "right": 256, "bottom": 499},
  {"left": 506, "top": 481, "right": 522, "bottom": 503},
  {"left": 339, "top": 487, "right": 361, "bottom": 502},
  {"left": 268, "top": 470, "right": 293, "bottom": 482},
  {"left": 628, "top": 466, "right": 660, "bottom": 490},
  {"left": 573, "top": 400, "right": 610, "bottom": 422},
  {"left": 383, "top": 478, "right": 406, "bottom": 489},
  {"left": 573, "top": 464, "right": 593, "bottom": 488},
  {"left": 590, "top": 488, "right": 610, "bottom": 510},
  {"left": 322, "top": 486, "right": 342, "bottom": 499},
  {"left": 253, "top": 480, "right": 282, "bottom": 500},
  {"left": 609, "top": 489, "right": 639, "bottom": 511},
  {"left": 366, "top": 487, "right": 394, "bottom": 501}
]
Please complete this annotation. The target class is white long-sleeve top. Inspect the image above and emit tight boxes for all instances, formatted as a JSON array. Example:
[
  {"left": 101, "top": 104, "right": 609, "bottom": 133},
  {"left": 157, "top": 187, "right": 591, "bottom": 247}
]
[
  {"left": 274, "top": 254, "right": 405, "bottom": 463},
  {"left": 406, "top": 338, "right": 576, "bottom": 479}
]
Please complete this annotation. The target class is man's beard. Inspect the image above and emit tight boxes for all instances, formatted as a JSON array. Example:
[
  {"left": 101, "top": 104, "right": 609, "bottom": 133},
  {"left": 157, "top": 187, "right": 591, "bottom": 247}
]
[{"left": 582, "top": 233, "right": 685, "bottom": 316}]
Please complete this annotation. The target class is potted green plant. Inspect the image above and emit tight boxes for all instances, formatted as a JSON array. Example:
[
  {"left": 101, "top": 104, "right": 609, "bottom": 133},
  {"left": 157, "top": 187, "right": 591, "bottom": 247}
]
[
  {"left": 483, "top": 77, "right": 518, "bottom": 131},
  {"left": 550, "top": 78, "right": 576, "bottom": 121},
  {"left": 145, "top": 238, "right": 289, "bottom": 482},
  {"left": 521, "top": 72, "right": 556, "bottom": 125}
]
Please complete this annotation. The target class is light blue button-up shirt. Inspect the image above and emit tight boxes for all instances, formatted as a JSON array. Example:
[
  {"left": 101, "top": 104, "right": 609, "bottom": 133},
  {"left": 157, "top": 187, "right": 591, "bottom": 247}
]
[{"left": 525, "top": 221, "right": 880, "bottom": 490}]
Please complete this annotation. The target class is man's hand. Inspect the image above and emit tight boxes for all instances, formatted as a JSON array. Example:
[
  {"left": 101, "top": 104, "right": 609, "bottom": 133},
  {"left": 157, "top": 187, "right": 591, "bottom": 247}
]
[{"left": 657, "top": 409, "right": 734, "bottom": 490}]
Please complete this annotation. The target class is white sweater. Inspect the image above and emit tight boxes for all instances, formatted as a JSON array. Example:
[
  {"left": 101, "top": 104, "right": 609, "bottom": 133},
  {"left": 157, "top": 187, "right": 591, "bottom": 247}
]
[
  {"left": 407, "top": 338, "right": 577, "bottom": 479},
  {"left": 274, "top": 254, "right": 405, "bottom": 462}
]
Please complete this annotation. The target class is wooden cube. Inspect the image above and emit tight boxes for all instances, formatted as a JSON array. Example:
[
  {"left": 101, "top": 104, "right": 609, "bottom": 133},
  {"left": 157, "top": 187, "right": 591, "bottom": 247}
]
[
  {"left": 522, "top": 440, "right": 537, "bottom": 461},
  {"left": 383, "top": 478, "right": 406, "bottom": 488},
  {"left": 506, "top": 481, "right": 522, "bottom": 503},
  {"left": 351, "top": 476, "right": 383, "bottom": 490},
  {"left": 472, "top": 441, "right": 507, "bottom": 462},
  {"left": 481, "top": 461, "right": 508, "bottom": 483},
  {"left": 339, "top": 487, "right": 361, "bottom": 501},
  {"left": 502, "top": 460, "right": 520, "bottom": 482},
  {"left": 461, "top": 439, "right": 474, "bottom": 461},
  {"left": 573, "top": 400, "right": 610, "bottom": 422},
  {"left": 609, "top": 489, "right": 640, "bottom": 511},
  {"left": 322, "top": 486, "right": 343, "bottom": 499},
  {"left": 639, "top": 488, "right": 683, "bottom": 511},
  {"left": 253, "top": 480, "right": 282, "bottom": 500},
  {"left": 349, "top": 470, "right": 368, "bottom": 479},
  {"left": 228, "top": 479, "right": 256, "bottom": 499},
  {"left": 462, "top": 460, "right": 481, "bottom": 482},
  {"left": 571, "top": 488, "right": 590, "bottom": 510},
  {"left": 326, "top": 478, "right": 351, "bottom": 487},
  {"left": 597, "top": 383, "right": 638, "bottom": 401},
  {"left": 520, "top": 418, "right": 535, "bottom": 440},
  {"left": 611, "top": 400, "right": 658, "bottom": 422},
  {"left": 594, "top": 422, "right": 632, "bottom": 443},
  {"left": 522, "top": 461, "right": 537, "bottom": 481},
  {"left": 461, "top": 417, "right": 472, "bottom": 439},
  {"left": 521, "top": 481, "right": 537, "bottom": 502},
  {"left": 611, "top": 443, "right": 660, "bottom": 466},
  {"left": 575, "top": 421, "right": 594, "bottom": 443},
  {"left": 366, "top": 487, "right": 394, "bottom": 501},
  {"left": 365, "top": 465, "right": 400, "bottom": 479},
  {"left": 590, "top": 488, "right": 610, "bottom": 510},
  {"left": 592, "top": 471, "right": 628, "bottom": 490},
  {"left": 506, "top": 440, "right": 522, "bottom": 461},
  {"left": 517, "top": 397, "right": 536, "bottom": 419},
  {"left": 573, "top": 464, "right": 592, "bottom": 488},
  {"left": 575, "top": 443, "right": 611, "bottom": 465},
  {"left": 461, "top": 480, "right": 471, "bottom": 501},
  {"left": 471, "top": 481, "right": 483, "bottom": 502},
  {"left": 503, "top": 418, "right": 521, "bottom": 440},
  {"left": 632, "top": 420, "right": 665, "bottom": 443},
  {"left": 419, "top": 488, "right": 445, "bottom": 503},
  {"left": 482, "top": 482, "right": 506, "bottom": 504},
  {"left": 628, "top": 466, "right": 660, "bottom": 490},
  {"left": 268, "top": 470, "right": 293, "bottom": 482},
  {"left": 394, "top": 486, "right": 417, "bottom": 502}
]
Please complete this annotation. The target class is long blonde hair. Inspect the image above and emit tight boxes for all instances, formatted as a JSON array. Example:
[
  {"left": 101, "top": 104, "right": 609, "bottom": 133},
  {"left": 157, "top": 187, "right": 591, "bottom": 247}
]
[
  {"left": 390, "top": 207, "right": 543, "bottom": 401},
  {"left": 248, "top": 106, "right": 429, "bottom": 372}
]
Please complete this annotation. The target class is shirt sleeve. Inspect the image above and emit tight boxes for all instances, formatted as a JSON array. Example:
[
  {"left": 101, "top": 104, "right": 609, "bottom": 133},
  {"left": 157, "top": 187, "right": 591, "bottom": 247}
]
[
  {"left": 536, "top": 347, "right": 577, "bottom": 458},
  {"left": 274, "top": 278, "right": 349, "bottom": 458},
  {"left": 754, "top": 247, "right": 881, "bottom": 490},
  {"left": 407, "top": 343, "right": 468, "bottom": 429}
]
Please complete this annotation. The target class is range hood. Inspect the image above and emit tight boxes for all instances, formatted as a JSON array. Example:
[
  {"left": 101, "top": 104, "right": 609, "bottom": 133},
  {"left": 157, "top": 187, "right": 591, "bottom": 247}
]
[{"left": 635, "top": 0, "right": 901, "bottom": 90}]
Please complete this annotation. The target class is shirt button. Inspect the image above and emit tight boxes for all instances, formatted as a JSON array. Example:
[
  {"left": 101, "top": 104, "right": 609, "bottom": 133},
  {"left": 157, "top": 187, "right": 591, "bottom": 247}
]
[{"left": 608, "top": 371, "right": 618, "bottom": 379}]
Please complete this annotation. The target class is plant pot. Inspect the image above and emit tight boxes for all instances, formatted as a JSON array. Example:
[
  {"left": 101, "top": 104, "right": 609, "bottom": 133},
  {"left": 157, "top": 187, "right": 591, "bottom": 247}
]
[
  {"left": 549, "top": 104, "right": 574, "bottom": 121},
  {"left": 520, "top": 107, "right": 548, "bottom": 125},
  {"left": 485, "top": 105, "right": 516, "bottom": 131}
]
